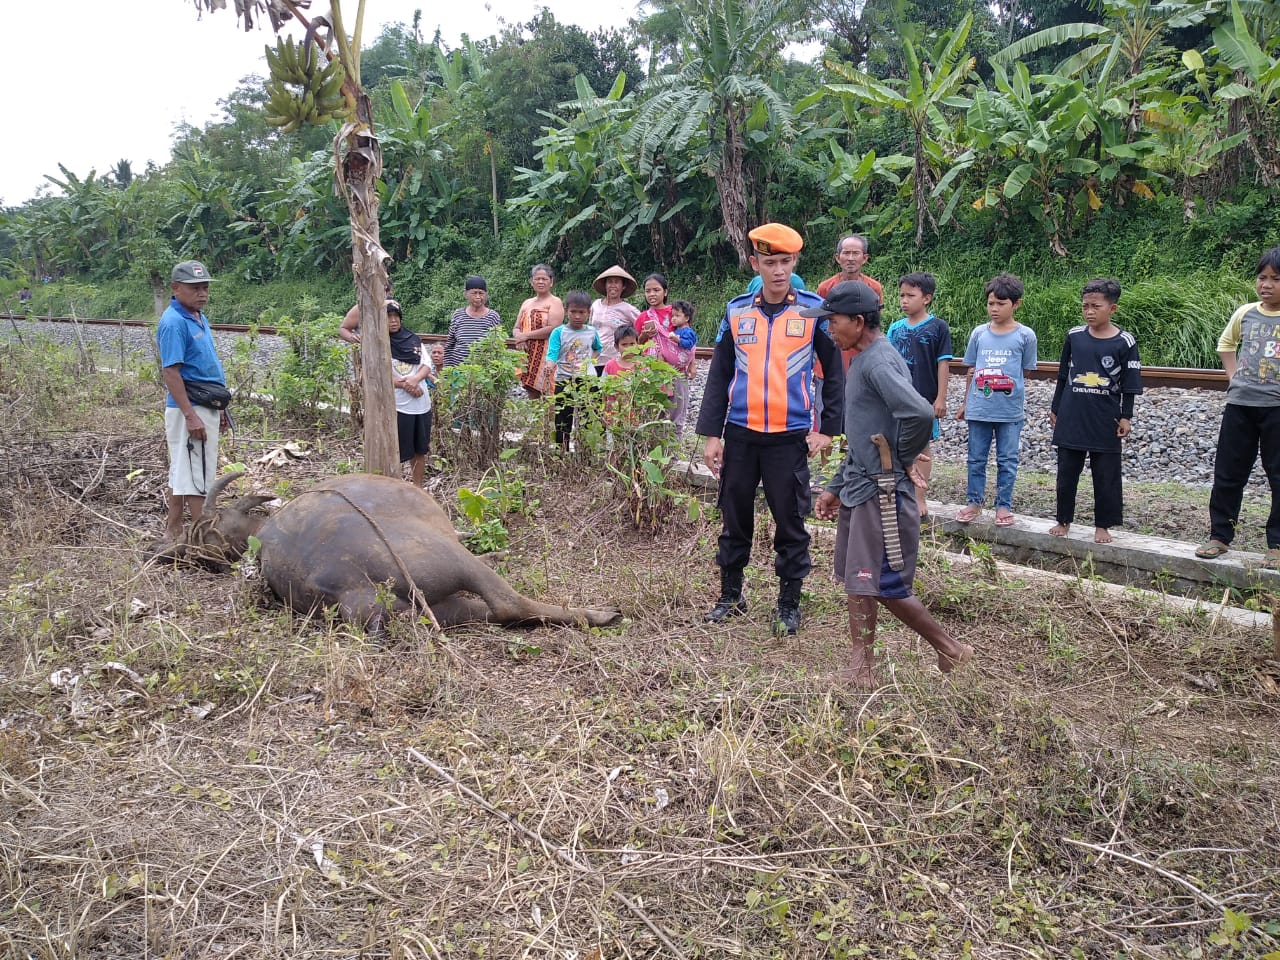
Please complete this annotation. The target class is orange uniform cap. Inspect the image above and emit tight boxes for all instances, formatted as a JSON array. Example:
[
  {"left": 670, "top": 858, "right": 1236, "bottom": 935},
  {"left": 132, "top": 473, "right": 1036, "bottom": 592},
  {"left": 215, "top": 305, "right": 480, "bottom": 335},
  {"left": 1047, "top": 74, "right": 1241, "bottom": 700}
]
[{"left": 748, "top": 223, "right": 803, "bottom": 256}]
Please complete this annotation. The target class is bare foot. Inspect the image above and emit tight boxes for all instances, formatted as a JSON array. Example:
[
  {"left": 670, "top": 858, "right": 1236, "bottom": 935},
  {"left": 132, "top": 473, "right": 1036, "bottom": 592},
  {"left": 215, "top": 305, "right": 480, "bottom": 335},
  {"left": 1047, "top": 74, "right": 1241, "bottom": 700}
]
[
  {"left": 937, "top": 641, "right": 974, "bottom": 675},
  {"left": 1094, "top": 527, "right": 1112, "bottom": 543},
  {"left": 837, "top": 645, "right": 880, "bottom": 691},
  {"left": 836, "top": 664, "right": 880, "bottom": 691},
  {"left": 1049, "top": 523, "right": 1070, "bottom": 537}
]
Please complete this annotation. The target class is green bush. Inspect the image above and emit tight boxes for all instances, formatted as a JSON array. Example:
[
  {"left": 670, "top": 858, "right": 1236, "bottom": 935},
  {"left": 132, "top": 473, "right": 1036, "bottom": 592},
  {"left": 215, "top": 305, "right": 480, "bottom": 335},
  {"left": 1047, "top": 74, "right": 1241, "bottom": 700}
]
[
  {"left": 437, "top": 329, "right": 524, "bottom": 467},
  {"left": 269, "top": 307, "right": 351, "bottom": 417}
]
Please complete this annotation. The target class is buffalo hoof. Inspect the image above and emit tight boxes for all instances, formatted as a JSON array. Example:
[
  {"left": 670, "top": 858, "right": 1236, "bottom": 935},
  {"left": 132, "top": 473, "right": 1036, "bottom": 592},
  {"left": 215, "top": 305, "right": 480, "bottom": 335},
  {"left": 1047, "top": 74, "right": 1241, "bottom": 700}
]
[{"left": 583, "top": 607, "right": 623, "bottom": 628}]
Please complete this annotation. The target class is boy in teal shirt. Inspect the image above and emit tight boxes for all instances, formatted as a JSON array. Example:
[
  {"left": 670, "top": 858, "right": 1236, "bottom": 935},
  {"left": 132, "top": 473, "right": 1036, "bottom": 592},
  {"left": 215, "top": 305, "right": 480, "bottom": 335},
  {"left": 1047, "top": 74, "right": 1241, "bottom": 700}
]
[{"left": 887, "top": 272, "right": 952, "bottom": 517}]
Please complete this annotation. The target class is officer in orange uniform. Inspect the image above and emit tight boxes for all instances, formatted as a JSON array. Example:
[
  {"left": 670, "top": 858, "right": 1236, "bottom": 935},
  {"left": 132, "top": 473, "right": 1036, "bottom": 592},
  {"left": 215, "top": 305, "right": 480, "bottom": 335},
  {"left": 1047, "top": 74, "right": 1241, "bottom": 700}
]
[{"left": 696, "top": 223, "right": 845, "bottom": 635}]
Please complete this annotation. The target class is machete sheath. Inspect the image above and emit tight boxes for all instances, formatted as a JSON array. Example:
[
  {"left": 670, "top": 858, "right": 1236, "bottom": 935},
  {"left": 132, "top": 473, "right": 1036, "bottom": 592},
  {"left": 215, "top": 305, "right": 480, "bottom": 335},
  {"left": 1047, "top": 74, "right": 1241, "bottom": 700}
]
[{"left": 869, "top": 433, "right": 905, "bottom": 571}]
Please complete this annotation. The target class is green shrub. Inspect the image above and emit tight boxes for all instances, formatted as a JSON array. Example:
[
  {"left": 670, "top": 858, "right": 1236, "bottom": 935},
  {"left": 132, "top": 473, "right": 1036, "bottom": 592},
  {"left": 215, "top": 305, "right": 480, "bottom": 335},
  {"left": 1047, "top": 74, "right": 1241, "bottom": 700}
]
[
  {"left": 437, "top": 329, "right": 524, "bottom": 467},
  {"left": 269, "top": 307, "right": 351, "bottom": 417}
]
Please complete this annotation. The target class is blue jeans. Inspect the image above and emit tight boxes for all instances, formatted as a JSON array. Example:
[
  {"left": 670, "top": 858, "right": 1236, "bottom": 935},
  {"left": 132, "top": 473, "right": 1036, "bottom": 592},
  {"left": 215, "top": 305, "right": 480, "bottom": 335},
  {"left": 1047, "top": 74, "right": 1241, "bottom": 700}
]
[{"left": 966, "top": 420, "right": 1022, "bottom": 509}]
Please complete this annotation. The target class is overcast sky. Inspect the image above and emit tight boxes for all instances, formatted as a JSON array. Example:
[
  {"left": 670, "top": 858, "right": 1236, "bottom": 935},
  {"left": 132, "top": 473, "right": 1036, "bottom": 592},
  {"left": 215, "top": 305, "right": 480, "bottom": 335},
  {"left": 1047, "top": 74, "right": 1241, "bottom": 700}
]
[{"left": 1, "top": 0, "right": 636, "bottom": 207}]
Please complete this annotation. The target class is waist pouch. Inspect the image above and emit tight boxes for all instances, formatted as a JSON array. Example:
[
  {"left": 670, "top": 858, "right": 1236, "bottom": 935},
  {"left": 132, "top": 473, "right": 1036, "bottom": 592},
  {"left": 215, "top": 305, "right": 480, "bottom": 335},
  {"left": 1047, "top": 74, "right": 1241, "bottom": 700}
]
[{"left": 183, "top": 379, "right": 232, "bottom": 410}]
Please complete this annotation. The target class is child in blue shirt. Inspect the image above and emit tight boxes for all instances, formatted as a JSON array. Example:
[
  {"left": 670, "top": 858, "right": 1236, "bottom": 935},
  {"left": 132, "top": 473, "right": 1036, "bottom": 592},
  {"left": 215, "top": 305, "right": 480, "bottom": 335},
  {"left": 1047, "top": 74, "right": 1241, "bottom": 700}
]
[
  {"left": 955, "top": 273, "right": 1038, "bottom": 526},
  {"left": 666, "top": 300, "right": 699, "bottom": 435},
  {"left": 547, "top": 290, "right": 602, "bottom": 451},
  {"left": 887, "top": 272, "right": 952, "bottom": 518}
]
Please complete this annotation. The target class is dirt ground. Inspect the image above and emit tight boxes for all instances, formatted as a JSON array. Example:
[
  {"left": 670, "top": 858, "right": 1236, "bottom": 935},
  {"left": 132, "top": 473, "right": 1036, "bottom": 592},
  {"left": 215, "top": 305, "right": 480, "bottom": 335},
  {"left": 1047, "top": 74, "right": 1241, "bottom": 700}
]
[{"left": 2, "top": 349, "right": 1280, "bottom": 960}]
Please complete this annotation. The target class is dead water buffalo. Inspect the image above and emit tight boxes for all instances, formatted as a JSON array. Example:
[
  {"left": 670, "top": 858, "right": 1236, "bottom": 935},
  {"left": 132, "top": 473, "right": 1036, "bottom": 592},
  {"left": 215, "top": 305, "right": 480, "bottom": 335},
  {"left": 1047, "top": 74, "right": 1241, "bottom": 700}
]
[{"left": 177, "top": 472, "right": 621, "bottom": 631}]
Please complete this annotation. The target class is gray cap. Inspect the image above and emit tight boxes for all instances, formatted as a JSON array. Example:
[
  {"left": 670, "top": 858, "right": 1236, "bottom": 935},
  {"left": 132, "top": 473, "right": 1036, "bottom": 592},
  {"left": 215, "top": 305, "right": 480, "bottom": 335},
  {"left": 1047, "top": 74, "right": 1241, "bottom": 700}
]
[
  {"left": 798, "top": 280, "right": 881, "bottom": 319},
  {"left": 172, "top": 260, "right": 215, "bottom": 283}
]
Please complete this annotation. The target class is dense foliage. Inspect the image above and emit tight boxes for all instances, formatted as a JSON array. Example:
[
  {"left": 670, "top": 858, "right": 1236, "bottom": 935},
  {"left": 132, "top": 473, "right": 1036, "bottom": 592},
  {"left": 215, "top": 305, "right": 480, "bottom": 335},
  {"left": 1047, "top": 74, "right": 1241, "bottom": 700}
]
[{"left": 2, "top": 0, "right": 1279, "bottom": 366}]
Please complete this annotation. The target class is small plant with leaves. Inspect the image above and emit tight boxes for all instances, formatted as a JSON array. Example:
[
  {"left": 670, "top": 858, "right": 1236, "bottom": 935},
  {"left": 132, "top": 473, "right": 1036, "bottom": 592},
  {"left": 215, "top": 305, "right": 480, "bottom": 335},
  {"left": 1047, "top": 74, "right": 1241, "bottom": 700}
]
[
  {"left": 596, "top": 350, "right": 701, "bottom": 529},
  {"left": 270, "top": 306, "right": 351, "bottom": 419},
  {"left": 440, "top": 329, "right": 523, "bottom": 467},
  {"left": 456, "top": 453, "right": 538, "bottom": 554}
]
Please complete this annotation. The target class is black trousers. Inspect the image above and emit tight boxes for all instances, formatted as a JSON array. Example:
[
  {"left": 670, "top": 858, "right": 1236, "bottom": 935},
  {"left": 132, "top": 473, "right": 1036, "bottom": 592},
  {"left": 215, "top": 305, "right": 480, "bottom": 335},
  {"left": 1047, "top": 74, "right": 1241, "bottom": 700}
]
[
  {"left": 553, "top": 378, "right": 597, "bottom": 447},
  {"left": 1209, "top": 402, "right": 1280, "bottom": 547},
  {"left": 716, "top": 428, "right": 812, "bottom": 580},
  {"left": 1055, "top": 447, "right": 1122, "bottom": 528}
]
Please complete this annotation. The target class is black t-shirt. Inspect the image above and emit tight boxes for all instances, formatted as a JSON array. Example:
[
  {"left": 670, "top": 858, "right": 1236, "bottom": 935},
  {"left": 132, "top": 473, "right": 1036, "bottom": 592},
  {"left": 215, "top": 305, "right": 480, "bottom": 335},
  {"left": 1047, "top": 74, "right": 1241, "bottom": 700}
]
[{"left": 1051, "top": 325, "right": 1142, "bottom": 452}]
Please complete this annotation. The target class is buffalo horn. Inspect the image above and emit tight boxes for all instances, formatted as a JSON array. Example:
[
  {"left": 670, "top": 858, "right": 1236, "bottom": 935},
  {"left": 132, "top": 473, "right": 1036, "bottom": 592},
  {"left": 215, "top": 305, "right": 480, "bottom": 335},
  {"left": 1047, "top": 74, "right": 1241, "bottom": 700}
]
[{"left": 203, "top": 470, "right": 247, "bottom": 515}]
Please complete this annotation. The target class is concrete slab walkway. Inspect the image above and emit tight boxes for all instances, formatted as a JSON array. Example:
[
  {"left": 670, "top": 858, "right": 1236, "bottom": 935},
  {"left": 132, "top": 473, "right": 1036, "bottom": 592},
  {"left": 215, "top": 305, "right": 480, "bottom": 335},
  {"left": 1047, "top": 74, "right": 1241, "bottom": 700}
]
[
  {"left": 674, "top": 457, "right": 1280, "bottom": 595},
  {"left": 926, "top": 501, "right": 1280, "bottom": 594}
]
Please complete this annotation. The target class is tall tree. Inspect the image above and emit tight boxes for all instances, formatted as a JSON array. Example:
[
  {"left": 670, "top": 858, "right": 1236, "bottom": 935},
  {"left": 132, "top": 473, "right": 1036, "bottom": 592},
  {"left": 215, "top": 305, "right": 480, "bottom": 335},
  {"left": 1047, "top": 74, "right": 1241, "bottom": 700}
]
[
  {"left": 631, "top": 0, "right": 809, "bottom": 268},
  {"left": 824, "top": 13, "right": 977, "bottom": 246},
  {"left": 486, "top": 11, "right": 640, "bottom": 171},
  {"left": 191, "top": 0, "right": 399, "bottom": 477}
]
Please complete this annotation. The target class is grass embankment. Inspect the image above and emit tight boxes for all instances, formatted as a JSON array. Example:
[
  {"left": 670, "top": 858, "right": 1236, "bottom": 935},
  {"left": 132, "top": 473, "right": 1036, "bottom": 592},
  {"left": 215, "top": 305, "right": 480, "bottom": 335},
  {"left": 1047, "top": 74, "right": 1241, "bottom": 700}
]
[{"left": 2, "top": 337, "right": 1279, "bottom": 958}]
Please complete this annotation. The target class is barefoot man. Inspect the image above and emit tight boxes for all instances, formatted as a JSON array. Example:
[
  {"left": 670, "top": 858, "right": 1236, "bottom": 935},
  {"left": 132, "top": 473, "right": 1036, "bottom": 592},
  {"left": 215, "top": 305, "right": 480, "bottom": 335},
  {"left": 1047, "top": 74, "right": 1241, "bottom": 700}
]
[{"left": 807, "top": 281, "right": 973, "bottom": 689}]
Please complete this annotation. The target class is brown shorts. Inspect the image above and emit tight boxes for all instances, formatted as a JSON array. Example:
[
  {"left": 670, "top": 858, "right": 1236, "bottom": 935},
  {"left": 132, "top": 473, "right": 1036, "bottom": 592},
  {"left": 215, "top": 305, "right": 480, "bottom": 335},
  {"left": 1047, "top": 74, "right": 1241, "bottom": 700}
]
[{"left": 833, "top": 494, "right": 919, "bottom": 598}]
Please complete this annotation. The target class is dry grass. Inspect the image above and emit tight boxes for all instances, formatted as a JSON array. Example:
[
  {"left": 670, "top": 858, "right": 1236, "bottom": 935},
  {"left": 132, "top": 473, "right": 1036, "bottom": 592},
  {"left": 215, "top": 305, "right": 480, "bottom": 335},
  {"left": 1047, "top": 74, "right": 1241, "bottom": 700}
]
[{"left": 2, "top": 342, "right": 1280, "bottom": 960}]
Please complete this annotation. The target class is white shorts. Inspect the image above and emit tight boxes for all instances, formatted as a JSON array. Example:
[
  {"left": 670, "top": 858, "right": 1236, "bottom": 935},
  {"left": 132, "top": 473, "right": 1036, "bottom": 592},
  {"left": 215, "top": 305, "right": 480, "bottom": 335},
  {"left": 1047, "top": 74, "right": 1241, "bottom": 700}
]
[{"left": 166, "top": 406, "right": 221, "bottom": 496}]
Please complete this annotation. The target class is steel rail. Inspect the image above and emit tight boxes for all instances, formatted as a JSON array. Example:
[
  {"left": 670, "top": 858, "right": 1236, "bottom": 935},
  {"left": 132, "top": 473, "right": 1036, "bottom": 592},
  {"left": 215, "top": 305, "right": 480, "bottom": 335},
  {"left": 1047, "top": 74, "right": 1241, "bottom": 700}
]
[{"left": 4, "top": 313, "right": 1229, "bottom": 391}]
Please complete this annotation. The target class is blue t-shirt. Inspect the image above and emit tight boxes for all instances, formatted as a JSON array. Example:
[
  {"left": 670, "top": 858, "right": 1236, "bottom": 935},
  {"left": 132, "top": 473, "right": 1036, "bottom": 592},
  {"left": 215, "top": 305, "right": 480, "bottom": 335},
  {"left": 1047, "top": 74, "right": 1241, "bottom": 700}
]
[
  {"left": 745, "top": 273, "right": 806, "bottom": 295},
  {"left": 157, "top": 298, "right": 226, "bottom": 408},
  {"left": 546, "top": 324, "right": 602, "bottom": 381},
  {"left": 961, "top": 322, "right": 1038, "bottom": 422},
  {"left": 672, "top": 325, "right": 698, "bottom": 349}
]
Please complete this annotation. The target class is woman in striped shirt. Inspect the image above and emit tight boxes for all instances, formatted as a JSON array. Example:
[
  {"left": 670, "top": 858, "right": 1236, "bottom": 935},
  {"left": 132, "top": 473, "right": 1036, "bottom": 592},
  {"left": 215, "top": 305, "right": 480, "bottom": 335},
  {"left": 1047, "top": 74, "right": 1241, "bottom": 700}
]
[{"left": 443, "top": 275, "right": 503, "bottom": 367}]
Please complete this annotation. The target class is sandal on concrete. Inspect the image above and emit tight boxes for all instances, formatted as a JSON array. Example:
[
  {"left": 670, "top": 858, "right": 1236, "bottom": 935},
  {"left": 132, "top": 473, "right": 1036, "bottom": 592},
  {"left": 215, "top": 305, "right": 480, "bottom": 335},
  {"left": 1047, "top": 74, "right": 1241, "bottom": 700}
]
[
  {"left": 995, "top": 510, "right": 1016, "bottom": 527},
  {"left": 956, "top": 505, "right": 982, "bottom": 524},
  {"left": 1194, "top": 540, "right": 1229, "bottom": 559}
]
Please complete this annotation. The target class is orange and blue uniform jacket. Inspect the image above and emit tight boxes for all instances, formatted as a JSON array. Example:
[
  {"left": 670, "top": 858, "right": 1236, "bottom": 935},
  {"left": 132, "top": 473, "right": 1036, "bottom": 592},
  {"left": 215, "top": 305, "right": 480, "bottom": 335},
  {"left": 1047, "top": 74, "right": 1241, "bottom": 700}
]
[{"left": 695, "top": 289, "right": 844, "bottom": 438}]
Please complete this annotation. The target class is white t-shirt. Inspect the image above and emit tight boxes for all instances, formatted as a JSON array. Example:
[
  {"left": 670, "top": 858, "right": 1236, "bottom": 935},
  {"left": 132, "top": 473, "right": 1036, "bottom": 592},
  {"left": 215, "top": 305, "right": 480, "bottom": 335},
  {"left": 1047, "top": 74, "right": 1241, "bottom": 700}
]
[{"left": 392, "top": 346, "right": 434, "bottom": 415}]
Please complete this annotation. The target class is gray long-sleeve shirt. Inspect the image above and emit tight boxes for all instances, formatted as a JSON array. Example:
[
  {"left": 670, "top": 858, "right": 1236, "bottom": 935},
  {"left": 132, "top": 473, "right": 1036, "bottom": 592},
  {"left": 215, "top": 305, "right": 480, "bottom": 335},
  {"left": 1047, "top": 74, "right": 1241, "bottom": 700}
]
[{"left": 826, "top": 335, "right": 935, "bottom": 508}]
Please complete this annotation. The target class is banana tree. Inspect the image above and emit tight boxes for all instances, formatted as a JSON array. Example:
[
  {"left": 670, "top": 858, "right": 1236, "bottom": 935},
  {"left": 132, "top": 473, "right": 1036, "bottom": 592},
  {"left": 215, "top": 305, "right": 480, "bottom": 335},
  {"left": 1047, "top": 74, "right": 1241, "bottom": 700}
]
[
  {"left": 193, "top": 0, "right": 398, "bottom": 477},
  {"left": 1187, "top": 0, "right": 1280, "bottom": 184},
  {"left": 426, "top": 39, "right": 502, "bottom": 238},
  {"left": 993, "top": 0, "right": 1208, "bottom": 77},
  {"left": 823, "top": 13, "right": 977, "bottom": 246},
  {"left": 508, "top": 73, "right": 661, "bottom": 265},
  {"left": 961, "top": 63, "right": 1103, "bottom": 254},
  {"left": 261, "top": 152, "right": 352, "bottom": 274},
  {"left": 629, "top": 0, "right": 808, "bottom": 268},
  {"left": 376, "top": 80, "right": 478, "bottom": 267}
]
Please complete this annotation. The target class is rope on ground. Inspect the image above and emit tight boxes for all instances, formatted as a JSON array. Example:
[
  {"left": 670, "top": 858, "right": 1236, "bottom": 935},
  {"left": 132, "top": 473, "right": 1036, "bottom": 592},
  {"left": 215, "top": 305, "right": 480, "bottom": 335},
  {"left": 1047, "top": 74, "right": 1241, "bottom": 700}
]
[{"left": 293, "top": 487, "right": 442, "bottom": 631}]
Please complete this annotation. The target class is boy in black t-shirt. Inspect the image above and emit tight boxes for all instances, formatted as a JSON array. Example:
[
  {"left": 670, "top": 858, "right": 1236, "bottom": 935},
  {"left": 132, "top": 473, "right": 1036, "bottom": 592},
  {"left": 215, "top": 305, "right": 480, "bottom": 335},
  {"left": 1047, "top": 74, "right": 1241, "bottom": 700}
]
[{"left": 1049, "top": 278, "right": 1143, "bottom": 543}]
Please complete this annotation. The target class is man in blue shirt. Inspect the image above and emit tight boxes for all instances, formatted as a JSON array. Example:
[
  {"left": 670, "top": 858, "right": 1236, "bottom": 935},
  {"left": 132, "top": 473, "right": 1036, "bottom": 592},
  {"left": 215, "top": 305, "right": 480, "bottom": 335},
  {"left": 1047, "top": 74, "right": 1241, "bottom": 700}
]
[{"left": 157, "top": 260, "right": 230, "bottom": 541}]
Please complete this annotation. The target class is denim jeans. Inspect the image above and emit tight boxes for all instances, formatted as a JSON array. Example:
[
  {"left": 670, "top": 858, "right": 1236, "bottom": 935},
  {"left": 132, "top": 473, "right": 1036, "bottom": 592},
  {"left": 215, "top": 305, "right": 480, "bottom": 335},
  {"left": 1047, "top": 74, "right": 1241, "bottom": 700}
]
[{"left": 966, "top": 419, "right": 1023, "bottom": 509}]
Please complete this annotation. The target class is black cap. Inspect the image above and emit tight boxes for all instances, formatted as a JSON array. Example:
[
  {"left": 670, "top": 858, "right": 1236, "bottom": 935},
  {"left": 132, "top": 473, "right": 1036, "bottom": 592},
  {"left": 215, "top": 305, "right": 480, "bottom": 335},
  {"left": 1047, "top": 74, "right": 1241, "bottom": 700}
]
[
  {"left": 798, "top": 280, "right": 881, "bottom": 319},
  {"left": 385, "top": 299, "right": 402, "bottom": 315},
  {"left": 465, "top": 275, "right": 487, "bottom": 291}
]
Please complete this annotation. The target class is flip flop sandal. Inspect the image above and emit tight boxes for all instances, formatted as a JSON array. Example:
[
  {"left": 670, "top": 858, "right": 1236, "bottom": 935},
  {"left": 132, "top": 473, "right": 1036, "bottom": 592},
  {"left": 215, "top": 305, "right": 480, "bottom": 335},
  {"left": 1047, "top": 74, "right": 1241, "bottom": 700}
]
[
  {"left": 956, "top": 506, "right": 981, "bottom": 523},
  {"left": 995, "top": 512, "right": 1016, "bottom": 527},
  {"left": 1194, "top": 541, "right": 1229, "bottom": 559}
]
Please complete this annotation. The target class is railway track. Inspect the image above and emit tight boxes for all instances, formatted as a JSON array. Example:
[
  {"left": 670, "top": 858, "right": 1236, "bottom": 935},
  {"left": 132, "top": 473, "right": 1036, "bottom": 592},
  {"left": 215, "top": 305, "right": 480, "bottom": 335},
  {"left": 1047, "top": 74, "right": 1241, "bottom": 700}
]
[{"left": 4, "top": 312, "right": 1229, "bottom": 391}]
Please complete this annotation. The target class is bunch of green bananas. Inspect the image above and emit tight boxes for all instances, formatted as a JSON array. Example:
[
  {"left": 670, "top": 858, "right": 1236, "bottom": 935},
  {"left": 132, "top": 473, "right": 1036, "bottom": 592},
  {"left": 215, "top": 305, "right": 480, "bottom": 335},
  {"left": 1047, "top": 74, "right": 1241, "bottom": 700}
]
[{"left": 263, "top": 36, "right": 348, "bottom": 132}]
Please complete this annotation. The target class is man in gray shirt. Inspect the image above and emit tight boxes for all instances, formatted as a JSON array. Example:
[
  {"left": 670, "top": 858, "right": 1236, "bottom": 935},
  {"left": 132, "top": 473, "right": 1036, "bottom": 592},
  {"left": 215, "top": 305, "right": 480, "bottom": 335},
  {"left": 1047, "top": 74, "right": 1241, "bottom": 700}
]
[{"left": 807, "top": 282, "right": 973, "bottom": 690}]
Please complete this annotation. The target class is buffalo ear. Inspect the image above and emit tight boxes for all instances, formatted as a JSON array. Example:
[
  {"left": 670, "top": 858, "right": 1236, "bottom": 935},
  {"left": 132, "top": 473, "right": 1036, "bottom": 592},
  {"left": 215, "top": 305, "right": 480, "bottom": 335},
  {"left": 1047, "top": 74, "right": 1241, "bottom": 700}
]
[{"left": 230, "top": 495, "right": 276, "bottom": 515}]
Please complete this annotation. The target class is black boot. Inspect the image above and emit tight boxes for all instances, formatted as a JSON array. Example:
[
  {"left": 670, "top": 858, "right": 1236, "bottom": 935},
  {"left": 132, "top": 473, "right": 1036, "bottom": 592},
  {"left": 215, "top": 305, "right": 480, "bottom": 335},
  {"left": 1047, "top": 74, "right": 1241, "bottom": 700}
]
[
  {"left": 774, "top": 578, "right": 803, "bottom": 636},
  {"left": 705, "top": 568, "right": 747, "bottom": 622}
]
